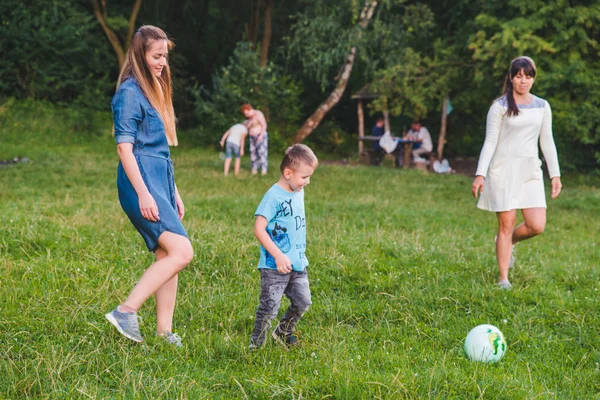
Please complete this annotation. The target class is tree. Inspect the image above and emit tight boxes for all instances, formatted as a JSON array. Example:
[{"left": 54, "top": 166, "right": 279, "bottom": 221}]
[
  {"left": 259, "top": 0, "right": 273, "bottom": 67},
  {"left": 0, "top": 0, "right": 113, "bottom": 105},
  {"left": 292, "top": 0, "right": 379, "bottom": 143},
  {"left": 467, "top": 1, "right": 600, "bottom": 168},
  {"left": 92, "top": 0, "right": 142, "bottom": 69},
  {"left": 193, "top": 42, "right": 303, "bottom": 149}
]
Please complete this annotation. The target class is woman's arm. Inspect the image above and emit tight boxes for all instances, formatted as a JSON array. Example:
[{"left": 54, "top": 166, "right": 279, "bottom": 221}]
[
  {"left": 475, "top": 102, "right": 503, "bottom": 178},
  {"left": 117, "top": 143, "right": 160, "bottom": 221},
  {"left": 174, "top": 183, "right": 185, "bottom": 220},
  {"left": 539, "top": 102, "right": 560, "bottom": 179},
  {"left": 472, "top": 102, "right": 503, "bottom": 198},
  {"left": 539, "top": 101, "right": 562, "bottom": 198}
]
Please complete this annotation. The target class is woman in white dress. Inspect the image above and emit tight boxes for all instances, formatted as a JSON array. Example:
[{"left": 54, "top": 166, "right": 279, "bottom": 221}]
[{"left": 471, "top": 56, "right": 562, "bottom": 289}]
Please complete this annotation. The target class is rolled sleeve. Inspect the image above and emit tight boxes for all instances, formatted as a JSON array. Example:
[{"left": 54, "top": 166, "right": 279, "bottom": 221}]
[{"left": 112, "top": 87, "right": 142, "bottom": 144}]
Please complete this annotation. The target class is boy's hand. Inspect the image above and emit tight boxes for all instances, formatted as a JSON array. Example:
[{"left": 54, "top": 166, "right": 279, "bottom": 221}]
[
  {"left": 220, "top": 140, "right": 225, "bottom": 148},
  {"left": 275, "top": 254, "right": 292, "bottom": 274},
  {"left": 240, "top": 148, "right": 244, "bottom": 157}
]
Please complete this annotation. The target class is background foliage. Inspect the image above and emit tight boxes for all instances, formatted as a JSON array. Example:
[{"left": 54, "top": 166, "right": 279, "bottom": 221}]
[{"left": 1, "top": 0, "right": 599, "bottom": 170}]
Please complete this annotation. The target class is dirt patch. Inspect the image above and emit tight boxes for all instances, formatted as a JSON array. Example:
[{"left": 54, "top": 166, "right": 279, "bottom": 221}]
[
  {"left": 320, "top": 157, "right": 478, "bottom": 177},
  {"left": 448, "top": 158, "right": 477, "bottom": 177}
]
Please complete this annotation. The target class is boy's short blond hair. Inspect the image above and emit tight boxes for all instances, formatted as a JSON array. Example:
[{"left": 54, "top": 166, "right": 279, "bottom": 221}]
[{"left": 280, "top": 144, "right": 318, "bottom": 173}]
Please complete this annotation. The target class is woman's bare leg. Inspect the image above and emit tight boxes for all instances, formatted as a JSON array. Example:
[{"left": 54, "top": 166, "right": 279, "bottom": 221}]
[
  {"left": 120, "top": 232, "right": 193, "bottom": 313},
  {"left": 513, "top": 208, "right": 546, "bottom": 244},
  {"left": 154, "top": 246, "right": 179, "bottom": 334},
  {"left": 496, "top": 210, "right": 517, "bottom": 283}
]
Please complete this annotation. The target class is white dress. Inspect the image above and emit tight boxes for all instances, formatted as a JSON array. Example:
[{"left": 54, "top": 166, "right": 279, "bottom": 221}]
[{"left": 476, "top": 95, "right": 560, "bottom": 212}]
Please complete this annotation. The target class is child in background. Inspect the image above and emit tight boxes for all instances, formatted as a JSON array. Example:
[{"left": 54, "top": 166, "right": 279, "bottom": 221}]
[
  {"left": 219, "top": 122, "right": 248, "bottom": 176},
  {"left": 249, "top": 144, "right": 319, "bottom": 349}
]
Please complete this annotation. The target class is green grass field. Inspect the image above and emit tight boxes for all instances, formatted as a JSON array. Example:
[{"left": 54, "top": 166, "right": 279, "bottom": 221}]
[{"left": 1, "top": 103, "right": 599, "bottom": 398}]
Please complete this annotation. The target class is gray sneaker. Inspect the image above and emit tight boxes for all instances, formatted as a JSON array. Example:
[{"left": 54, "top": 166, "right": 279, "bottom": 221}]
[
  {"left": 509, "top": 245, "right": 516, "bottom": 269},
  {"left": 497, "top": 279, "right": 512, "bottom": 290},
  {"left": 105, "top": 307, "right": 143, "bottom": 342},
  {"left": 158, "top": 332, "right": 183, "bottom": 347}
]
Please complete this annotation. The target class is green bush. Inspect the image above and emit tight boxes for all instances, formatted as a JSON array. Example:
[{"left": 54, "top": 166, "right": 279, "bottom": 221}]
[
  {"left": 0, "top": 0, "right": 113, "bottom": 106},
  {"left": 192, "top": 42, "right": 303, "bottom": 153}
]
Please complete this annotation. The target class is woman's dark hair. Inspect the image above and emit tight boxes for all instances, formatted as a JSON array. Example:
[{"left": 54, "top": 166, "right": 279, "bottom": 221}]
[{"left": 501, "top": 56, "right": 537, "bottom": 117}]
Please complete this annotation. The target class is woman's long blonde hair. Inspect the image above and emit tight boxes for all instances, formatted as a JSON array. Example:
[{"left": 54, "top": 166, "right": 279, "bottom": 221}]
[{"left": 117, "top": 25, "right": 178, "bottom": 146}]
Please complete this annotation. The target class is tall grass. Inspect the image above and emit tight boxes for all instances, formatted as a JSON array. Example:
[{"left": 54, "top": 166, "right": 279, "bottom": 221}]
[{"left": 1, "top": 102, "right": 599, "bottom": 398}]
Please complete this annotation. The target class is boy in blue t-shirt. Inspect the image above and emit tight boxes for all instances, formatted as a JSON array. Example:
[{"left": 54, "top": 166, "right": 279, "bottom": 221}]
[{"left": 249, "top": 144, "right": 319, "bottom": 349}]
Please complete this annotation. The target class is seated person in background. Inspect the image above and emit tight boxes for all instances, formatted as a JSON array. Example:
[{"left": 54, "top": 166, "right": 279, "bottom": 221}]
[
  {"left": 371, "top": 117, "right": 385, "bottom": 166},
  {"left": 406, "top": 120, "right": 433, "bottom": 162}
]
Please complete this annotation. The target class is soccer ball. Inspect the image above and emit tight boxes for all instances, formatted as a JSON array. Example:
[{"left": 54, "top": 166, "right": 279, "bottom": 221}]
[{"left": 464, "top": 324, "right": 507, "bottom": 363}]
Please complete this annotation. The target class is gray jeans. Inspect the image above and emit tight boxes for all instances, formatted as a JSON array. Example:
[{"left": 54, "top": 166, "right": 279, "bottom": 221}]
[{"left": 250, "top": 269, "right": 312, "bottom": 346}]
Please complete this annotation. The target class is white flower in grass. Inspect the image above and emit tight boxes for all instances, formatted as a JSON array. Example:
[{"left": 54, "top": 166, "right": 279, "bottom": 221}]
[{"left": 503, "top": 319, "right": 508, "bottom": 324}]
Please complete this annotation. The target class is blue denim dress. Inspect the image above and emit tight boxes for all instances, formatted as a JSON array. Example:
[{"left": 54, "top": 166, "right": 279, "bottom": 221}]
[{"left": 112, "top": 78, "right": 188, "bottom": 252}]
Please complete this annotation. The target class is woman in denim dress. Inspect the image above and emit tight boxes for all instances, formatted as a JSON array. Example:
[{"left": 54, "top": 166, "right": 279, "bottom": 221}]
[{"left": 105, "top": 26, "right": 193, "bottom": 346}]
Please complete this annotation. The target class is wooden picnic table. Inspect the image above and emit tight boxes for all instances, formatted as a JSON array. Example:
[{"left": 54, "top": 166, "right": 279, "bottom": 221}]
[{"left": 358, "top": 135, "right": 418, "bottom": 168}]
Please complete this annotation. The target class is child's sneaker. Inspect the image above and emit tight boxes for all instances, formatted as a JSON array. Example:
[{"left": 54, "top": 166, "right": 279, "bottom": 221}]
[
  {"left": 105, "top": 307, "right": 143, "bottom": 342},
  {"left": 158, "top": 332, "right": 183, "bottom": 347},
  {"left": 272, "top": 329, "right": 298, "bottom": 348},
  {"left": 248, "top": 341, "right": 260, "bottom": 351}
]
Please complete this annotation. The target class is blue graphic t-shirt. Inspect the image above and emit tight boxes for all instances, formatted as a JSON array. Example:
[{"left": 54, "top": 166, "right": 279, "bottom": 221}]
[{"left": 255, "top": 184, "right": 308, "bottom": 271}]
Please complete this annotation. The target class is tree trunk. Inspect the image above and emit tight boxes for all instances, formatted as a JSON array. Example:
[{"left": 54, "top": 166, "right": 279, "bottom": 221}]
[
  {"left": 437, "top": 96, "right": 449, "bottom": 160},
  {"left": 126, "top": 0, "right": 143, "bottom": 49},
  {"left": 383, "top": 110, "right": 390, "bottom": 133},
  {"left": 92, "top": 0, "right": 142, "bottom": 69},
  {"left": 357, "top": 99, "right": 364, "bottom": 155},
  {"left": 259, "top": 0, "right": 273, "bottom": 67},
  {"left": 293, "top": 47, "right": 357, "bottom": 143},
  {"left": 247, "top": 0, "right": 262, "bottom": 47},
  {"left": 293, "top": 0, "right": 378, "bottom": 143}
]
